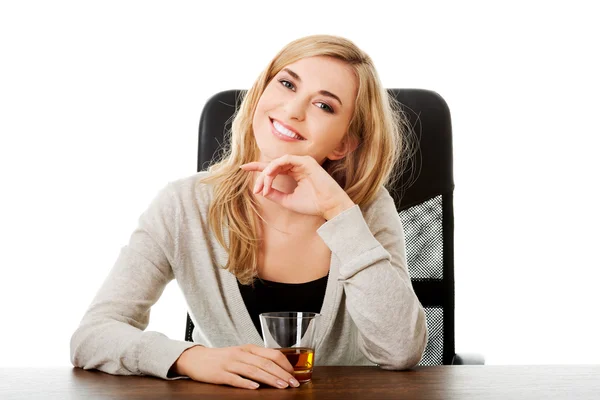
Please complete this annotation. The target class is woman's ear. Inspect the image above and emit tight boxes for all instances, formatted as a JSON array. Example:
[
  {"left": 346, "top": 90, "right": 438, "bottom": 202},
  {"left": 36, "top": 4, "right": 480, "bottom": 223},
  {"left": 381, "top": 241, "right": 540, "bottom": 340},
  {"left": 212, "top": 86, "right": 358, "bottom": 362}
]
[{"left": 327, "top": 135, "right": 359, "bottom": 161}]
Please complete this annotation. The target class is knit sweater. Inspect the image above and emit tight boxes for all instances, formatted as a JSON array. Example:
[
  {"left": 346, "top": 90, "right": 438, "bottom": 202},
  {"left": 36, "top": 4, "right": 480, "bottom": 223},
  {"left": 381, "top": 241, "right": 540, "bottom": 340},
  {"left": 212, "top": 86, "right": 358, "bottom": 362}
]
[{"left": 70, "top": 171, "right": 428, "bottom": 380}]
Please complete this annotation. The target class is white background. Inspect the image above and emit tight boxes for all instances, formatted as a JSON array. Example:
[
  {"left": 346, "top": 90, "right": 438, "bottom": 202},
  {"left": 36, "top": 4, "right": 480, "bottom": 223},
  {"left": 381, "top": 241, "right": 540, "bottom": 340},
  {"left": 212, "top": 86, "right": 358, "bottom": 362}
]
[{"left": 1, "top": 0, "right": 598, "bottom": 367}]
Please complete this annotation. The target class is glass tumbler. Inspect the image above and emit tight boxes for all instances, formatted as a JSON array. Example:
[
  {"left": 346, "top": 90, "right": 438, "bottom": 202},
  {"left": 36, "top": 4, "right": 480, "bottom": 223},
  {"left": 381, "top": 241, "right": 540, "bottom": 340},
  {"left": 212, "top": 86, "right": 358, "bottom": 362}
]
[{"left": 259, "top": 312, "right": 321, "bottom": 383}]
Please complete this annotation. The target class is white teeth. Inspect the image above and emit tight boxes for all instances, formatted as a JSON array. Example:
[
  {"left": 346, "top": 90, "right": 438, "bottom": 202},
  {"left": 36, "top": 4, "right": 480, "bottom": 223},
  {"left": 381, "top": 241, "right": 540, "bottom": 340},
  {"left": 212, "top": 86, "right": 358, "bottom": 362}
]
[{"left": 273, "top": 120, "right": 303, "bottom": 140}]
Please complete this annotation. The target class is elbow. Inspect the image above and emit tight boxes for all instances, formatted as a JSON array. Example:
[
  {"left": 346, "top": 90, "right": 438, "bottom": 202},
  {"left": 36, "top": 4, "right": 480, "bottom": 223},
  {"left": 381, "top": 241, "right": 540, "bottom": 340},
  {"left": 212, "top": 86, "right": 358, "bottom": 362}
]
[
  {"left": 390, "top": 319, "right": 428, "bottom": 370},
  {"left": 378, "top": 341, "right": 426, "bottom": 370},
  {"left": 68, "top": 315, "right": 143, "bottom": 377},
  {"left": 378, "top": 348, "right": 424, "bottom": 370},
  {"left": 69, "top": 322, "right": 132, "bottom": 375},
  {"left": 69, "top": 319, "right": 103, "bottom": 369},
  {"left": 361, "top": 338, "right": 426, "bottom": 371},
  {"left": 374, "top": 316, "right": 429, "bottom": 371},
  {"left": 70, "top": 326, "right": 87, "bottom": 368}
]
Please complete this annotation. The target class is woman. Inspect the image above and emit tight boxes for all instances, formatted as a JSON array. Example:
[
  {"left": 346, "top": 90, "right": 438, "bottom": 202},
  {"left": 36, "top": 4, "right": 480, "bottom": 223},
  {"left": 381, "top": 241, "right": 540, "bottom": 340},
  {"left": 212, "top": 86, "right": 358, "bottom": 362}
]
[{"left": 70, "top": 34, "right": 428, "bottom": 390}]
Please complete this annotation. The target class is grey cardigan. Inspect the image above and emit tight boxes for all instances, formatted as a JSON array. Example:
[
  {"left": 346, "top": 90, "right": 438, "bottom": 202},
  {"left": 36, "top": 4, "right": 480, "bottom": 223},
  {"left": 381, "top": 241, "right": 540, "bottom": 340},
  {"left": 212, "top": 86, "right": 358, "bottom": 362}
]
[{"left": 70, "top": 171, "right": 428, "bottom": 380}]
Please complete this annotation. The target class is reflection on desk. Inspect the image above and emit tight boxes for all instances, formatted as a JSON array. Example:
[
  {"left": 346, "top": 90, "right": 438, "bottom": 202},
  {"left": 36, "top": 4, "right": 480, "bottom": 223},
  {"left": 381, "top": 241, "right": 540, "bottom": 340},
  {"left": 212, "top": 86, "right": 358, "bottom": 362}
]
[{"left": 1, "top": 365, "right": 599, "bottom": 399}]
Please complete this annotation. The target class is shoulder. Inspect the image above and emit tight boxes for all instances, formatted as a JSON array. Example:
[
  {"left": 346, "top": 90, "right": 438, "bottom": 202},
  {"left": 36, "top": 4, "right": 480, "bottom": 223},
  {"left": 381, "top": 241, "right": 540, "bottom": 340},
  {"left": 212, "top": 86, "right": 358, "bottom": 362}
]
[
  {"left": 360, "top": 186, "right": 402, "bottom": 231},
  {"left": 361, "top": 186, "right": 396, "bottom": 217},
  {"left": 169, "top": 170, "right": 214, "bottom": 198},
  {"left": 155, "top": 171, "right": 215, "bottom": 214}
]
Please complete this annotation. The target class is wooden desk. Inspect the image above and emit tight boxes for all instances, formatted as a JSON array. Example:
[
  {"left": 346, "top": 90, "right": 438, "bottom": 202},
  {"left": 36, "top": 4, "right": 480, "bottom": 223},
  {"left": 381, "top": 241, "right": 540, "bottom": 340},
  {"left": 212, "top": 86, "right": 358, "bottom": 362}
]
[{"left": 1, "top": 365, "right": 599, "bottom": 399}]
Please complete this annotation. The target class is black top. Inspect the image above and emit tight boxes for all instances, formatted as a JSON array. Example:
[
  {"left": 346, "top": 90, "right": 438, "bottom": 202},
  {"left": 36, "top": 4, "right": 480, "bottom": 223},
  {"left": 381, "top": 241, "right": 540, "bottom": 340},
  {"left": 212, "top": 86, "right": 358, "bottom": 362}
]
[{"left": 238, "top": 274, "right": 329, "bottom": 339}]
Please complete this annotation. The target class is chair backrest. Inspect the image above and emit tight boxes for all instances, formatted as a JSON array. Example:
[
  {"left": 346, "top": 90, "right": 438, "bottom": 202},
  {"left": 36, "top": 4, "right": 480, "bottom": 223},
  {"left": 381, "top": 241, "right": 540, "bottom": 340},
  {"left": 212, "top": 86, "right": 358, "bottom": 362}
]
[{"left": 186, "top": 89, "right": 455, "bottom": 366}]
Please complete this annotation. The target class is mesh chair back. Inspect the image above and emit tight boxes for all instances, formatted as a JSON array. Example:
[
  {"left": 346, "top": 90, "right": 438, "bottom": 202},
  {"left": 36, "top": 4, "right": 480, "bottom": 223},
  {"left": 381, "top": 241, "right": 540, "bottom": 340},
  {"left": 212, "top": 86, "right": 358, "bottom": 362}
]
[{"left": 187, "top": 89, "right": 455, "bottom": 366}]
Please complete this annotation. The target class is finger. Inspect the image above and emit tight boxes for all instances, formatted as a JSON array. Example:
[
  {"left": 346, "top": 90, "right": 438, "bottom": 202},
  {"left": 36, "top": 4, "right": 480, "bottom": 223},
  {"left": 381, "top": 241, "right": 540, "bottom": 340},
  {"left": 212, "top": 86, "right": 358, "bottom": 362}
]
[
  {"left": 239, "top": 351, "right": 295, "bottom": 383},
  {"left": 253, "top": 180, "right": 264, "bottom": 195},
  {"left": 252, "top": 173, "right": 264, "bottom": 194},
  {"left": 240, "top": 162, "right": 268, "bottom": 172},
  {"left": 263, "top": 173, "right": 274, "bottom": 196},
  {"left": 245, "top": 345, "right": 295, "bottom": 374},
  {"left": 222, "top": 372, "right": 261, "bottom": 390},
  {"left": 228, "top": 361, "right": 290, "bottom": 389},
  {"left": 263, "top": 160, "right": 295, "bottom": 178},
  {"left": 262, "top": 187, "right": 289, "bottom": 206},
  {"left": 262, "top": 162, "right": 293, "bottom": 197}
]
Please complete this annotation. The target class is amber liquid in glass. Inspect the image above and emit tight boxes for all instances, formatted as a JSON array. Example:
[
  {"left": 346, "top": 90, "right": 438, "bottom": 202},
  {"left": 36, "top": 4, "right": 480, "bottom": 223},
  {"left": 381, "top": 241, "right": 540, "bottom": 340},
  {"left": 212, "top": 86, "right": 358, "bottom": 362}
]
[{"left": 278, "top": 347, "right": 315, "bottom": 383}]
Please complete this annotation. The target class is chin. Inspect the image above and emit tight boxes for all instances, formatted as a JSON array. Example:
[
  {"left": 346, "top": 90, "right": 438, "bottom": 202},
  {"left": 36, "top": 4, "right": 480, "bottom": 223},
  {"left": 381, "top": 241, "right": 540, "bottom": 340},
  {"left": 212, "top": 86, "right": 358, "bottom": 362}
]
[
  {"left": 254, "top": 134, "right": 297, "bottom": 160},
  {"left": 260, "top": 148, "right": 298, "bottom": 162}
]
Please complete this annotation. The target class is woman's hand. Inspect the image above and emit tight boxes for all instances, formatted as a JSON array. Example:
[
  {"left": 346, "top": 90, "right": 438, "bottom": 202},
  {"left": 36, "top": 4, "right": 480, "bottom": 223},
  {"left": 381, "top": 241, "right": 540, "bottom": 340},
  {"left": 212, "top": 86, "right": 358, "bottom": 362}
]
[
  {"left": 172, "top": 344, "right": 300, "bottom": 390},
  {"left": 240, "top": 155, "right": 355, "bottom": 220}
]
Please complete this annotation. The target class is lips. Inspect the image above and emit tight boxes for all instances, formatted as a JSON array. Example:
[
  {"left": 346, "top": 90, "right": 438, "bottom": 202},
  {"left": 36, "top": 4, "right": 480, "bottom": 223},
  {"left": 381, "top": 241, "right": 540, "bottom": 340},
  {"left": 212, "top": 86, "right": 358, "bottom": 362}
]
[{"left": 270, "top": 118, "right": 305, "bottom": 140}]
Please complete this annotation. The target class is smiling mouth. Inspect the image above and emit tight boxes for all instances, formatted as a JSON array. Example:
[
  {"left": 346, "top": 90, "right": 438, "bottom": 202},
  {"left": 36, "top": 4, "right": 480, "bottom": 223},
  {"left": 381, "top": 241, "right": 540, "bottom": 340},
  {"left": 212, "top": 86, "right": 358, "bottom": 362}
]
[{"left": 270, "top": 118, "right": 306, "bottom": 140}]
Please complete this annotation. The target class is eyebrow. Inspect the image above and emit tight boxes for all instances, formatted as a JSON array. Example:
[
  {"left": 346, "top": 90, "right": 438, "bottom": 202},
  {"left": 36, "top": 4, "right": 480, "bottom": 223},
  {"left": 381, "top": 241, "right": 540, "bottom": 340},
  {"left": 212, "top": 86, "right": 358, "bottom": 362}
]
[{"left": 282, "top": 68, "right": 343, "bottom": 106}]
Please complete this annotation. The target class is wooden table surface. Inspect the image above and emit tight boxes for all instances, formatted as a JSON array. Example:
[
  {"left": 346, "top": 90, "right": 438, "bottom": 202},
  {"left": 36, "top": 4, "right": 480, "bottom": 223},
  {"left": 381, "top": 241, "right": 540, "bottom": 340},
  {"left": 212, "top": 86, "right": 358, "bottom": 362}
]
[{"left": 1, "top": 365, "right": 600, "bottom": 399}]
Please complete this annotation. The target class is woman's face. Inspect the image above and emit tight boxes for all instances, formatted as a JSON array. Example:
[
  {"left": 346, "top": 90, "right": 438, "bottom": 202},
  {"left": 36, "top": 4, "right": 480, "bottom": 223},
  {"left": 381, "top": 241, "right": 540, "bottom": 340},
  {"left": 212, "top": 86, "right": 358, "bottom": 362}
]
[{"left": 252, "top": 56, "right": 358, "bottom": 164}]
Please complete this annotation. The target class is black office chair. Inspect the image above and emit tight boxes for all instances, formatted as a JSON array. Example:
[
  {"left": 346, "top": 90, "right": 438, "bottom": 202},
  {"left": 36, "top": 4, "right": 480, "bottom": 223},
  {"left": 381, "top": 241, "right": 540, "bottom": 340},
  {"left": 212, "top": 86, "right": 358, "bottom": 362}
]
[{"left": 185, "top": 89, "right": 484, "bottom": 366}]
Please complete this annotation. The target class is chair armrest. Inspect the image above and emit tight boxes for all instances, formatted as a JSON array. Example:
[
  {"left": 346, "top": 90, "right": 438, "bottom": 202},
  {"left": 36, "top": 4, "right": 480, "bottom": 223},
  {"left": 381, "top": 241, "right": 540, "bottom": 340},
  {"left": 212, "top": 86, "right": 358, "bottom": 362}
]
[{"left": 451, "top": 352, "right": 485, "bottom": 365}]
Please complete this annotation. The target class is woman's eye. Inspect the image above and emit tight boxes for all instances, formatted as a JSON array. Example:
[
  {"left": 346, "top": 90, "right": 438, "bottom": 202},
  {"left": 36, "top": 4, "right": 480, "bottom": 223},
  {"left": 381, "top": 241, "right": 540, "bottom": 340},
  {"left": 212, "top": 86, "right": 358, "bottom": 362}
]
[
  {"left": 279, "top": 80, "right": 295, "bottom": 91},
  {"left": 317, "top": 102, "right": 334, "bottom": 114},
  {"left": 278, "top": 79, "right": 334, "bottom": 114}
]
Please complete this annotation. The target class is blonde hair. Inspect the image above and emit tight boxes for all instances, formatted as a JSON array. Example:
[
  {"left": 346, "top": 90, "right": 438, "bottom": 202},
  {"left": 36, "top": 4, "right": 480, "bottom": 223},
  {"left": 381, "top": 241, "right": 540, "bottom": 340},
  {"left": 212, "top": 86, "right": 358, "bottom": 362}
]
[{"left": 198, "top": 34, "right": 411, "bottom": 285}]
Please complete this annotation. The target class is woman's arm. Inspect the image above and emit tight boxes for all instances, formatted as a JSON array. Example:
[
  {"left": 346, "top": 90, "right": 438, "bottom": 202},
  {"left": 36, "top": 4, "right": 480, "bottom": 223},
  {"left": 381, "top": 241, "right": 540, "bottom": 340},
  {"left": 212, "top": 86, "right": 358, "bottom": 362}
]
[
  {"left": 240, "top": 155, "right": 428, "bottom": 369},
  {"left": 70, "top": 183, "right": 199, "bottom": 380},
  {"left": 316, "top": 187, "right": 428, "bottom": 370}
]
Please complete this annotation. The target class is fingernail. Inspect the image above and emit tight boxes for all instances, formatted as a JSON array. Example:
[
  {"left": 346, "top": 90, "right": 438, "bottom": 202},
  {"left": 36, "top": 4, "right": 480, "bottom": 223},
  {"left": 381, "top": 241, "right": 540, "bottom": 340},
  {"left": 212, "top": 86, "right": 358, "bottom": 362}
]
[
  {"left": 289, "top": 378, "right": 300, "bottom": 387},
  {"left": 249, "top": 382, "right": 260, "bottom": 389},
  {"left": 277, "top": 379, "right": 288, "bottom": 388}
]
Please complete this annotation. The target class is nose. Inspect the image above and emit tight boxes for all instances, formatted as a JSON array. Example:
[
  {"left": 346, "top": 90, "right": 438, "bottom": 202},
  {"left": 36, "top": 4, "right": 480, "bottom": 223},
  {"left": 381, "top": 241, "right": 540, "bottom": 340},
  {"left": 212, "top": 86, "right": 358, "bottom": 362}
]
[{"left": 282, "top": 95, "right": 307, "bottom": 122}]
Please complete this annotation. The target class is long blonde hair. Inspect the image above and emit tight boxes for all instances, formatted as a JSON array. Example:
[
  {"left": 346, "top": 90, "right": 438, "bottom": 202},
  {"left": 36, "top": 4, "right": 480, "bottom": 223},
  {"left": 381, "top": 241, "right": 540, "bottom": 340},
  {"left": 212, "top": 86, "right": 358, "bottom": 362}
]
[{"left": 198, "top": 34, "right": 411, "bottom": 285}]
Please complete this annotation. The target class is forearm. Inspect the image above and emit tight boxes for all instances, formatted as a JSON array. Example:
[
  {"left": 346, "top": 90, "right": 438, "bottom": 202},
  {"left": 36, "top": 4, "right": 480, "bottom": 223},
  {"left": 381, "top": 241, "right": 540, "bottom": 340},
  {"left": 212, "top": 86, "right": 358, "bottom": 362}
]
[
  {"left": 341, "top": 261, "right": 428, "bottom": 369},
  {"left": 317, "top": 203, "right": 428, "bottom": 369},
  {"left": 71, "top": 243, "right": 195, "bottom": 379},
  {"left": 71, "top": 308, "right": 198, "bottom": 379}
]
